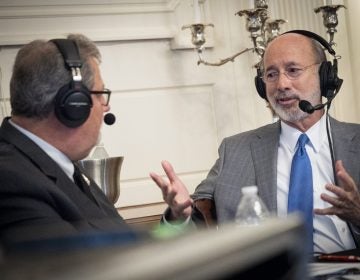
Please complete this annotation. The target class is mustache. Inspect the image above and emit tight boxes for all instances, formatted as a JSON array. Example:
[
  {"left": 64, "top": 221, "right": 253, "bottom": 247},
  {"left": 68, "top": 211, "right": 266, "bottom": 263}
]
[{"left": 274, "top": 92, "right": 300, "bottom": 101}]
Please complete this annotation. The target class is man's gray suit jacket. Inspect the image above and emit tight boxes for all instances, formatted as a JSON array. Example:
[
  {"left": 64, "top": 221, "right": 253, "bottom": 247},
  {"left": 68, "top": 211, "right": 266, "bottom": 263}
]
[{"left": 193, "top": 117, "right": 360, "bottom": 245}]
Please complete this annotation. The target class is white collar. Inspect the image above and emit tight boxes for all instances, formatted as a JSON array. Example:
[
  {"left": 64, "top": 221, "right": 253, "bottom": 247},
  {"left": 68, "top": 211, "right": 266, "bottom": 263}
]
[{"left": 280, "top": 114, "right": 329, "bottom": 153}]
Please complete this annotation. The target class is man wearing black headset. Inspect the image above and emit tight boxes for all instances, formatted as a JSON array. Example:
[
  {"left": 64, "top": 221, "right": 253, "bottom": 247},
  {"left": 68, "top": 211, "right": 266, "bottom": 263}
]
[
  {"left": 0, "top": 34, "right": 135, "bottom": 250},
  {"left": 151, "top": 30, "right": 360, "bottom": 254}
]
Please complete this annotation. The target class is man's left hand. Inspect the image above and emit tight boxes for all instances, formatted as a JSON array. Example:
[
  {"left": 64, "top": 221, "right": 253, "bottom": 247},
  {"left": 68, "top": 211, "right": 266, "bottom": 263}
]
[{"left": 314, "top": 160, "right": 360, "bottom": 226}]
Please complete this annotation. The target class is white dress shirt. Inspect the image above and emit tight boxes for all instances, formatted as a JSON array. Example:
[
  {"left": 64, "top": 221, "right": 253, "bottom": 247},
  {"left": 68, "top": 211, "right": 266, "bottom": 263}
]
[
  {"left": 9, "top": 119, "right": 75, "bottom": 181},
  {"left": 277, "top": 114, "right": 355, "bottom": 253}
]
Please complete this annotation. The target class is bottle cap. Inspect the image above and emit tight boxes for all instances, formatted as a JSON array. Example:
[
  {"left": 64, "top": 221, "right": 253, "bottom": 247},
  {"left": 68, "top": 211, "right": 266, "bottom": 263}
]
[{"left": 241, "top": 186, "right": 258, "bottom": 195}]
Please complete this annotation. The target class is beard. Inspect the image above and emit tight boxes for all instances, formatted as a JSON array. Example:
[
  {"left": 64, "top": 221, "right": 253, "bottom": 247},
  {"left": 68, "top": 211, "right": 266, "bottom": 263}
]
[{"left": 268, "top": 90, "right": 321, "bottom": 122}]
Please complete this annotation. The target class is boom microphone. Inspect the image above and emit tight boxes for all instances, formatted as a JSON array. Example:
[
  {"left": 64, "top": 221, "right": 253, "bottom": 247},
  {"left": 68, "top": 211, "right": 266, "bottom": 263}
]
[
  {"left": 298, "top": 100, "right": 328, "bottom": 114},
  {"left": 299, "top": 75, "right": 343, "bottom": 114},
  {"left": 104, "top": 113, "right": 116, "bottom": 125}
]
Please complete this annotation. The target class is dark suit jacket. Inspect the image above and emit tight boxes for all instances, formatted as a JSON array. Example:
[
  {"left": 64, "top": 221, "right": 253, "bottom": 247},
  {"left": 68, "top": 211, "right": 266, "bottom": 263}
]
[
  {"left": 0, "top": 118, "right": 131, "bottom": 245},
  {"left": 193, "top": 117, "right": 360, "bottom": 245}
]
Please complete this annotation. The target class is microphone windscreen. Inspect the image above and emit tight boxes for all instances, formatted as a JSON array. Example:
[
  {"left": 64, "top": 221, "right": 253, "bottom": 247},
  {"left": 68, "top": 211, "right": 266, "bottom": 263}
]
[
  {"left": 104, "top": 113, "right": 116, "bottom": 125},
  {"left": 299, "top": 100, "right": 315, "bottom": 114}
]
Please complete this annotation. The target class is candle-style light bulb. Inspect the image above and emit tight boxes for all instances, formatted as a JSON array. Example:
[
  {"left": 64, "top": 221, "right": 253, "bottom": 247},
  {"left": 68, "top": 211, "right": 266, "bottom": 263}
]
[
  {"left": 193, "top": 0, "right": 201, "bottom": 23},
  {"left": 249, "top": 0, "right": 254, "bottom": 9}
]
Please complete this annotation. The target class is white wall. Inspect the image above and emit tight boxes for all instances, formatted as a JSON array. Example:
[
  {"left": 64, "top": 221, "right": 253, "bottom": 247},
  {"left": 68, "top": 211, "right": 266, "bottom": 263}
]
[
  {"left": 0, "top": 0, "right": 358, "bottom": 219},
  {"left": 344, "top": 0, "right": 360, "bottom": 122}
]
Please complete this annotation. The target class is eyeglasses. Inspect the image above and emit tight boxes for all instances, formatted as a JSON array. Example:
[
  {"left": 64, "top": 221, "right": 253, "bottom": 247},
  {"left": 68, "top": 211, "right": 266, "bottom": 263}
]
[
  {"left": 90, "top": 88, "right": 111, "bottom": 106},
  {"left": 262, "top": 63, "right": 320, "bottom": 84}
]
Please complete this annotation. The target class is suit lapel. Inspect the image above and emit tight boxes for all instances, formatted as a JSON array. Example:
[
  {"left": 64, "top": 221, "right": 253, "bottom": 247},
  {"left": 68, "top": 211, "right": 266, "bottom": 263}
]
[
  {"left": 248, "top": 117, "right": 358, "bottom": 213},
  {"left": 330, "top": 117, "right": 360, "bottom": 184},
  {"left": 251, "top": 122, "right": 281, "bottom": 212}
]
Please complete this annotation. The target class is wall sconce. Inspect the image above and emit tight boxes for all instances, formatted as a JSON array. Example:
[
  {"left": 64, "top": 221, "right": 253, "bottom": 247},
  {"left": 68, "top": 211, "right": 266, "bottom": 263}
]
[{"left": 183, "top": 0, "right": 346, "bottom": 68}]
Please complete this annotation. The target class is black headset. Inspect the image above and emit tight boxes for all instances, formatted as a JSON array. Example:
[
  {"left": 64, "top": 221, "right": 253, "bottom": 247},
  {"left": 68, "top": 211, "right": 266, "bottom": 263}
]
[
  {"left": 50, "top": 39, "right": 92, "bottom": 128},
  {"left": 254, "top": 29, "right": 343, "bottom": 101}
]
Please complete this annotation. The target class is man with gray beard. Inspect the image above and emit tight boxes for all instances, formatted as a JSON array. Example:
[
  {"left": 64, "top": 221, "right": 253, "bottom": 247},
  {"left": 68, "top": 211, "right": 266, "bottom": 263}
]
[{"left": 150, "top": 30, "right": 360, "bottom": 255}]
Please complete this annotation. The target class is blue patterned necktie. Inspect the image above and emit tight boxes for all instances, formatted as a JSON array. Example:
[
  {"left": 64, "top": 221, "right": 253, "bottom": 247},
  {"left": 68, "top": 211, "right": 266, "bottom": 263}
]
[{"left": 288, "top": 134, "right": 313, "bottom": 252}]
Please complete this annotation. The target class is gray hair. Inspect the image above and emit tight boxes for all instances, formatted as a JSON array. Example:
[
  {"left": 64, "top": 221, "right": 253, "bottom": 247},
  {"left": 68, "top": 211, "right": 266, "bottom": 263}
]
[
  {"left": 309, "top": 37, "right": 327, "bottom": 64},
  {"left": 10, "top": 34, "right": 101, "bottom": 118}
]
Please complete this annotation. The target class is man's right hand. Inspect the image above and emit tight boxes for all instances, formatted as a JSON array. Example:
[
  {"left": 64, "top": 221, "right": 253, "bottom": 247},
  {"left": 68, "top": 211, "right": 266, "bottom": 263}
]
[{"left": 150, "top": 160, "right": 193, "bottom": 220}]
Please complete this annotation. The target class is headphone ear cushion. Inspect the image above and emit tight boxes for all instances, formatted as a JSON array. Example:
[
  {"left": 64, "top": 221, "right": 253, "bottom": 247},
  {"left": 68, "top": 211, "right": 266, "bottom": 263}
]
[
  {"left": 319, "top": 61, "right": 340, "bottom": 99},
  {"left": 255, "top": 75, "right": 267, "bottom": 100},
  {"left": 54, "top": 84, "right": 92, "bottom": 128},
  {"left": 319, "top": 61, "right": 331, "bottom": 98}
]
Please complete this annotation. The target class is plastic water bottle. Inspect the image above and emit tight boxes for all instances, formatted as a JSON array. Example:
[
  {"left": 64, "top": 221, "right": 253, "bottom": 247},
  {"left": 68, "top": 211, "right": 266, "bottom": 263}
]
[{"left": 235, "top": 186, "right": 270, "bottom": 226}]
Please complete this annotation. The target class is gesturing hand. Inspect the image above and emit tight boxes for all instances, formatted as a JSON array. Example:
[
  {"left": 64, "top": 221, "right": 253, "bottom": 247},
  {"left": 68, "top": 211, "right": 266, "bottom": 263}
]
[
  {"left": 314, "top": 160, "right": 360, "bottom": 226},
  {"left": 150, "top": 160, "right": 193, "bottom": 220}
]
